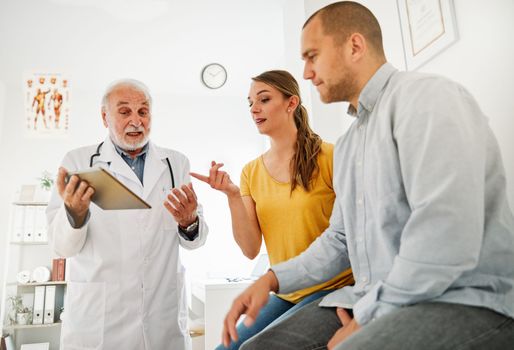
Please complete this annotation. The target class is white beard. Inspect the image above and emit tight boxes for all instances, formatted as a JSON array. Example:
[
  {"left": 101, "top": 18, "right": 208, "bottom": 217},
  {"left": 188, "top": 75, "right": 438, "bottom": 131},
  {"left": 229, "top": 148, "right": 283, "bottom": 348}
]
[{"left": 107, "top": 115, "right": 151, "bottom": 152}]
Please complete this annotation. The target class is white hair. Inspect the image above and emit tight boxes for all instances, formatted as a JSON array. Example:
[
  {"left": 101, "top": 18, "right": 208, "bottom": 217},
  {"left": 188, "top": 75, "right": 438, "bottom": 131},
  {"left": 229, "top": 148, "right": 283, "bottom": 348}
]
[{"left": 101, "top": 78, "right": 152, "bottom": 110}]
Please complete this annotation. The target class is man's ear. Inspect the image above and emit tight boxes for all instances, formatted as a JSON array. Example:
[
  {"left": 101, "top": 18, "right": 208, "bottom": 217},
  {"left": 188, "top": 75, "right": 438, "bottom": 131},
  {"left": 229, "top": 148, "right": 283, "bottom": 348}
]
[
  {"left": 101, "top": 108, "right": 109, "bottom": 128},
  {"left": 349, "top": 33, "right": 367, "bottom": 62}
]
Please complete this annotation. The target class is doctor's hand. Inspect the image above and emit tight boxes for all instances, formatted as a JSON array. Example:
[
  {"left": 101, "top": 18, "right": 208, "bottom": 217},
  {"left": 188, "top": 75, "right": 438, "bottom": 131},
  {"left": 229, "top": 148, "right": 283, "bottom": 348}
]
[
  {"left": 222, "top": 270, "right": 279, "bottom": 348},
  {"left": 56, "top": 167, "right": 95, "bottom": 227},
  {"left": 327, "top": 308, "right": 361, "bottom": 350},
  {"left": 164, "top": 183, "right": 198, "bottom": 227},
  {"left": 190, "top": 161, "right": 240, "bottom": 198}
]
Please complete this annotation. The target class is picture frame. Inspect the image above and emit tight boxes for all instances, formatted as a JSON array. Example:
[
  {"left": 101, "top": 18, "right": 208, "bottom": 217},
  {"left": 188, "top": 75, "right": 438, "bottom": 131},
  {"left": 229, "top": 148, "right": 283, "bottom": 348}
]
[{"left": 397, "top": 0, "right": 458, "bottom": 70}]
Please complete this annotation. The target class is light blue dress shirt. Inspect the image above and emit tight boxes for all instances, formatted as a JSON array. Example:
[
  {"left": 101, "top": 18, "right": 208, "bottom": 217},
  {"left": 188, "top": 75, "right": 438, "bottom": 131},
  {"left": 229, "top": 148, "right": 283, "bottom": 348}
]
[
  {"left": 113, "top": 142, "right": 148, "bottom": 184},
  {"left": 272, "top": 63, "right": 514, "bottom": 325}
]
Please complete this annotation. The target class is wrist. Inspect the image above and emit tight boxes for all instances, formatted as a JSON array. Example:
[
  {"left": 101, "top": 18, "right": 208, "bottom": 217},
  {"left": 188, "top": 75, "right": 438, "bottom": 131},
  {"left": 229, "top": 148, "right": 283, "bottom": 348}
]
[
  {"left": 264, "top": 270, "right": 279, "bottom": 293},
  {"left": 225, "top": 188, "right": 241, "bottom": 199},
  {"left": 178, "top": 215, "right": 198, "bottom": 229}
]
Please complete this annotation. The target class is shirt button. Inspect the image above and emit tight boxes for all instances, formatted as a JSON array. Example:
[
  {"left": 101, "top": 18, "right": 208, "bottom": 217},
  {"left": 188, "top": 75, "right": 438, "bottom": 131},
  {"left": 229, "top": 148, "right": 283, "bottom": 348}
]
[
  {"left": 132, "top": 166, "right": 135, "bottom": 169},
  {"left": 356, "top": 237, "right": 363, "bottom": 243},
  {"left": 357, "top": 198, "right": 363, "bottom": 205},
  {"left": 356, "top": 161, "right": 362, "bottom": 167},
  {"left": 361, "top": 277, "right": 368, "bottom": 283}
]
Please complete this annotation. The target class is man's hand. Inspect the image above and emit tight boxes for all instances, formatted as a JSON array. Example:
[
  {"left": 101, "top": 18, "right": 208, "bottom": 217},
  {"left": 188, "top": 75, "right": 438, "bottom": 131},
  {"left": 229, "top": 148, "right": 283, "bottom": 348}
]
[
  {"left": 164, "top": 183, "right": 198, "bottom": 227},
  {"left": 222, "top": 270, "right": 279, "bottom": 348},
  {"left": 190, "top": 161, "right": 240, "bottom": 198},
  {"left": 56, "top": 167, "right": 94, "bottom": 227},
  {"left": 327, "top": 308, "right": 361, "bottom": 350}
]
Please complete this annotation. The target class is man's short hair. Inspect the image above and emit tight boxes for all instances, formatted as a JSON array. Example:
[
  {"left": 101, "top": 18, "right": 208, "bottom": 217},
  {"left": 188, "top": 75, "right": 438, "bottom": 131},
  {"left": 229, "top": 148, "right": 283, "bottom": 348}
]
[
  {"left": 101, "top": 79, "right": 152, "bottom": 110},
  {"left": 304, "top": 1, "right": 384, "bottom": 56}
]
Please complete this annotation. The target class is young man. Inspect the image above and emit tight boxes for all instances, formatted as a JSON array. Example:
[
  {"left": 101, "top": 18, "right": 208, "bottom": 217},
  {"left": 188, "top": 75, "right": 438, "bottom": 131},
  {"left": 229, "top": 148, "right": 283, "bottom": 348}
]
[
  {"left": 47, "top": 79, "right": 208, "bottom": 349},
  {"left": 222, "top": 2, "right": 514, "bottom": 349}
]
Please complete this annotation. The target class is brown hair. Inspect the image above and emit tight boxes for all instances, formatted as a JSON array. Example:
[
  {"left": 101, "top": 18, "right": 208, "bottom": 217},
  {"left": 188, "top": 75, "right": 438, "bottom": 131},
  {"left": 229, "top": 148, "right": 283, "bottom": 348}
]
[
  {"left": 304, "top": 1, "right": 385, "bottom": 57},
  {"left": 252, "top": 70, "right": 322, "bottom": 192}
]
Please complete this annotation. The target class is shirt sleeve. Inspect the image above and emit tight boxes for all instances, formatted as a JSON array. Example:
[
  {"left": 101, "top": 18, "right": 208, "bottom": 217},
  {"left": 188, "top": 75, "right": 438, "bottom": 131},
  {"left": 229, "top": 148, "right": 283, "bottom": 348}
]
[
  {"left": 240, "top": 164, "right": 251, "bottom": 197},
  {"left": 65, "top": 207, "right": 91, "bottom": 228},
  {"left": 353, "top": 79, "right": 489, "bottom": 325}
]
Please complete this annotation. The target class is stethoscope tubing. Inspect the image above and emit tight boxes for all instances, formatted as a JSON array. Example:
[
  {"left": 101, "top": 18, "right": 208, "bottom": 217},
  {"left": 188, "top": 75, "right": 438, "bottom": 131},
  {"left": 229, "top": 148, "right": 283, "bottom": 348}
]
[{"left": 89, "top": 141, "right": 175, "bottom": 188}]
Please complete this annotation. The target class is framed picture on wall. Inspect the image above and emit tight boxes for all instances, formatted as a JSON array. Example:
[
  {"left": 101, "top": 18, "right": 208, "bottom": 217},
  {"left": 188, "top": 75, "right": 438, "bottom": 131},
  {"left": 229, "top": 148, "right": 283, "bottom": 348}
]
[
  {"left": 397, "top": 0, "right": 458, "bottom": 71},
  {"left": 24, "top": 73, "right": 70, "bottom": 137}
]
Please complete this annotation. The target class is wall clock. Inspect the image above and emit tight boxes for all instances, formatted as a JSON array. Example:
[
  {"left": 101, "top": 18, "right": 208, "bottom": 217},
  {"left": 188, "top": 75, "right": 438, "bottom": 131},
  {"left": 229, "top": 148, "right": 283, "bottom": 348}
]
[{"left": 201, "top": 63, "right": 227, "bottom": 89}]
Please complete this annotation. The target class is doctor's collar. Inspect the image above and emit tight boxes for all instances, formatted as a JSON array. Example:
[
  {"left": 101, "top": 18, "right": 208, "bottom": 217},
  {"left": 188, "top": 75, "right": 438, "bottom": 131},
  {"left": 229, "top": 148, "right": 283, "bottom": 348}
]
[{"left": 113, "top": 141, "right": 149, "bottom": 159}]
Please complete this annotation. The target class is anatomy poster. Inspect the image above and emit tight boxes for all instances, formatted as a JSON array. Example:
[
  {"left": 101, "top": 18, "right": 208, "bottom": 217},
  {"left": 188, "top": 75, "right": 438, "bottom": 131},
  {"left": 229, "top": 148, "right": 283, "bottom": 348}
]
[{"left": 24, "top": 73, "right": 69, "bottom": 136}]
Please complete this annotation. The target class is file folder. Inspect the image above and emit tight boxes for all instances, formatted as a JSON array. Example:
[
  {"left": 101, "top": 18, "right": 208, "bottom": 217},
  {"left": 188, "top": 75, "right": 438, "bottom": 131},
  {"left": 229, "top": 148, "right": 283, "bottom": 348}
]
[
  {"left": 23, "top": 206, "right": 36, "bottom": 242},
  {"left": 43, "top": 285, "right": 64, "bottom": 324},
  {"left": 43, "top": 286, "right": 55, "bottom": 324},
  {"left": 34, "top": 206, "right": 47, "bottom": 242},
  {"left": 32, "top": 286, "right": 45, "bottom": 324},
  {"left": 11, "top": 206, "right": 25, "bottom": 242}
]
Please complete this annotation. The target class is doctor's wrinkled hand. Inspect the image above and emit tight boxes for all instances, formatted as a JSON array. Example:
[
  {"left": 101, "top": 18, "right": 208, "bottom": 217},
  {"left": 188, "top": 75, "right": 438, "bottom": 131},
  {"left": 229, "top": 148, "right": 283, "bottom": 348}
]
[
  {"left": 190, "top": 161, "right": 240, "bottom": 198},
  {"left": 222, "top": 270, "right": 279, "bottom": 347},
  {"left": 56, "top": 166, "right": 95, "bottom": 227},
  {"left": 164, "top": 183, "right": 198, "bottom": 227}
]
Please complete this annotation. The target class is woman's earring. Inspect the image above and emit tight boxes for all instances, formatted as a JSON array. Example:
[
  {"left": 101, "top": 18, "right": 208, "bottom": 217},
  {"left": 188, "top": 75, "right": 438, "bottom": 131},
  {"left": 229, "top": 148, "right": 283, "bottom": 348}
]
[{"left": 287, "top": 109, "right": 291, "bottom": 113}]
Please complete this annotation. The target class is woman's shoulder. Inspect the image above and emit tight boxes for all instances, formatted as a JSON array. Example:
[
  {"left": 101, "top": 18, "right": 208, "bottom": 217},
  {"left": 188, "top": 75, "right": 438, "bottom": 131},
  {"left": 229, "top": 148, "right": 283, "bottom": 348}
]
[
  {"left": 318, "top": 142, "right": 334, "bottom": 162},
  {"left": 241, "top": 155, "right": 264, "bottom": 177},
  {"left": 320, "top": 141, "right": 334, "bottom": 154}
]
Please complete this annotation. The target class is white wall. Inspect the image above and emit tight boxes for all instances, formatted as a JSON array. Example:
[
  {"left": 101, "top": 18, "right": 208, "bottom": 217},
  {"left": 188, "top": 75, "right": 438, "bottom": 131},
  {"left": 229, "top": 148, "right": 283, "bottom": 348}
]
[
  {"left": 301, "top": 0, "right": 514, "bottom": 207},
  {"left": 0, "top": 0, "right": 290, "bottom": 296}
]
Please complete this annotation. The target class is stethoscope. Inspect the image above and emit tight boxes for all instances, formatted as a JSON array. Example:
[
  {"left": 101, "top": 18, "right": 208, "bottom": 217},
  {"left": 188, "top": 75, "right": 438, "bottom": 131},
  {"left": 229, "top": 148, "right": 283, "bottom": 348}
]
[{"left": 89, "top": 141, "right": 175, "bottom": 188}]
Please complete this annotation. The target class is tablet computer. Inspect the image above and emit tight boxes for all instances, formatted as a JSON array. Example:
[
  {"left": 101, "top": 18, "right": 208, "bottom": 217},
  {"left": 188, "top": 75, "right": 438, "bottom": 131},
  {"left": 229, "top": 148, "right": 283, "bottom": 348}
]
[{"left": 67, "top": 168, "right": 151, "bottom": 210}]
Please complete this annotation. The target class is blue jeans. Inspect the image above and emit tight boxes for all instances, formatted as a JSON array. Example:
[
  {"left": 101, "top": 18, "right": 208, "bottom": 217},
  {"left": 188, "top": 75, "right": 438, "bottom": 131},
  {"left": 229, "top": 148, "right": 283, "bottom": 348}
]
[{"left": 215, "top": 289, "right": 332, "bottom": 350}]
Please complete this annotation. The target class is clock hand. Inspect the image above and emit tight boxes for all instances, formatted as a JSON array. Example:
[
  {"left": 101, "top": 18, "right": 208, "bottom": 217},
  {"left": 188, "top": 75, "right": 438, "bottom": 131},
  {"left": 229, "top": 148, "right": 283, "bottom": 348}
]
[{"left": 209, "top": 70, "right": 222, "bottom": 77}]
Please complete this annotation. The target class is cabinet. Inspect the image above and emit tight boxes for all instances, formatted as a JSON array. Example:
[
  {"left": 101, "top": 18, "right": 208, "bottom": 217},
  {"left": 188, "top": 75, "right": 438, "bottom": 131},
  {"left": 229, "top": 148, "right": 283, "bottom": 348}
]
[
  {"left": 191, "top": 279, "right": 253, "bottom": 350},
  {"left": 1, "top": 202, "right": 65, "bottom": 350}
]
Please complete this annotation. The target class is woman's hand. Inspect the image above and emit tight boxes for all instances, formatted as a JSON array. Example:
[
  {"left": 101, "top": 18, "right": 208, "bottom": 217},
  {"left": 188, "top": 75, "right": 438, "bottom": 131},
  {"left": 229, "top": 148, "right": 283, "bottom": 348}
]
[{"left": 190, "top": 161, "right": 240, "bottom": 198}]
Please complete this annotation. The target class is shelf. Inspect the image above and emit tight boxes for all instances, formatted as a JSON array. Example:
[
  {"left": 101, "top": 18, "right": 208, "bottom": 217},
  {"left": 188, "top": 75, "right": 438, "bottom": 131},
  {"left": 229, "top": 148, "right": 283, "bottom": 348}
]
[
  {"left": 11, "top": 202, "right": 48, "bottom": 206},
  {"left": 4, "top": 322, "right": 62, "bottom": 331},
  {"left": 7, "top": 281, "right": 67, "bottom": 287},
  {"left": 9, "top": 241, "right": 48, "bottom": 245}
]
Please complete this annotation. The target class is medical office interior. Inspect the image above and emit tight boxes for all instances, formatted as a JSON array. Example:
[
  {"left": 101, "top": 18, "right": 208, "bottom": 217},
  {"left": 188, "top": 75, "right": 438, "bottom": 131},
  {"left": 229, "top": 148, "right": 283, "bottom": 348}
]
[{"left": 0, "top": 0, "right": 513, "bottom": 349}]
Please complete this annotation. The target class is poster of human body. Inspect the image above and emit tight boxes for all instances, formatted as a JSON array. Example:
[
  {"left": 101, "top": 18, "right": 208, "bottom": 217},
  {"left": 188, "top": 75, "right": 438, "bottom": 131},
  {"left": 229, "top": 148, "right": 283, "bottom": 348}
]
[{"left": 24, "top": 73, "right": 69, "bottom": 136}]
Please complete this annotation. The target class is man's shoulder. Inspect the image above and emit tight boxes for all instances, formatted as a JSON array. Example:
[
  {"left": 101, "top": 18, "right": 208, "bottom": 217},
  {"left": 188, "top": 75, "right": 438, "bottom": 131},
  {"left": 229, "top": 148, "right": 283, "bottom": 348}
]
[{"left": 389, "top": 70, "right": 463, "bottom": 96}]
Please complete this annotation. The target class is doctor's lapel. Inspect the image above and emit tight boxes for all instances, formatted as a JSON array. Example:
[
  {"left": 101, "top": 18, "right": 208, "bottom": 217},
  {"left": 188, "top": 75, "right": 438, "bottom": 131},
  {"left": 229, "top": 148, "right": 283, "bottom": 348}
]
[
  {"left": 142, "top": 144, "right": 167, "bottom": 200},
  {"left": 97, "top": 139, "right": 142, "bottom": 192}
]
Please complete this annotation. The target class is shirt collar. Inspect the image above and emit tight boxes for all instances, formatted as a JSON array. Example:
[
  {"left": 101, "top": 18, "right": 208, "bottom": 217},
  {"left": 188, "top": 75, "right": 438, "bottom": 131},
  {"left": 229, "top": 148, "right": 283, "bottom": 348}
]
[
  {"left": 347, "top": 62, "right": 397, "bottom": 117},
  {"left": 113, "top": 141, "right": 149, "bottom": 159}
]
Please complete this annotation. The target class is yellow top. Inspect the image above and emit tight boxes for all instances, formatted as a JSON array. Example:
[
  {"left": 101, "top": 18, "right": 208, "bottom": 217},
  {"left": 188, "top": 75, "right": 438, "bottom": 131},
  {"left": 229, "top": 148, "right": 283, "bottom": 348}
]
[{"left": 240, "top": 142, "right": 353, "bottom": 303}]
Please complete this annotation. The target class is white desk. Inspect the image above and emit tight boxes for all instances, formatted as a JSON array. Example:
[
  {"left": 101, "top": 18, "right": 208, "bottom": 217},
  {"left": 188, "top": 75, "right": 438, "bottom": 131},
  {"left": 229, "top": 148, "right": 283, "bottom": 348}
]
[{"left": 191, "top": 279, "right": 253, "bottom": 350}]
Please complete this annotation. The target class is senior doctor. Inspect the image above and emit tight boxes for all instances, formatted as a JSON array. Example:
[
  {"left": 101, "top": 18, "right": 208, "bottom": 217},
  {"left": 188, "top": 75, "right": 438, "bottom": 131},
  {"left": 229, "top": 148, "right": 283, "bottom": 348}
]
[{"left": 46, "top": 79, "right": 208, "bottom": 350}]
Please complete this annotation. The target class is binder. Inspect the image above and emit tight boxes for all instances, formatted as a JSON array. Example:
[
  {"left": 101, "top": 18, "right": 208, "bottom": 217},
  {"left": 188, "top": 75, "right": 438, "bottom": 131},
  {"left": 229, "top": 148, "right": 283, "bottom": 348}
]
[
  {"left": 43, "top": 286, "right": 55, "bottom": 324},
  {"left": 43, "top": 285, "right": 64, "bottom": 324},
  {"left": 34, "top": 206, "right": 47, "bottom": 242},
  {"left": 32, "top": 286, "right": 46, "bottom": 324},
  {"left": 11, "top": 206, "right": 25, "bottom": 242},
  {"left": 23, "top": 206, "right": 36, "bottom": 242}
]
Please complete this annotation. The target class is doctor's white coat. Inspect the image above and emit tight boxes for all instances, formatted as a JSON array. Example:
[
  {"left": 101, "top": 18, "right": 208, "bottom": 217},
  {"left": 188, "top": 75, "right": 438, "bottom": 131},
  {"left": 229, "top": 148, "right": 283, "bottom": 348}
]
[{"left": 46, "top": 138, "right": 208, "bottom": 350}]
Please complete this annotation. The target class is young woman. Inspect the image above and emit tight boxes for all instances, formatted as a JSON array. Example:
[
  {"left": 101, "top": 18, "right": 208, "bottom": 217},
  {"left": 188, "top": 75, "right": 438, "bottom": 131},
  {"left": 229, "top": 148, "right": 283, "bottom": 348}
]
[{"left": 191, "top": 70, "right": 353, "bottom": 350}]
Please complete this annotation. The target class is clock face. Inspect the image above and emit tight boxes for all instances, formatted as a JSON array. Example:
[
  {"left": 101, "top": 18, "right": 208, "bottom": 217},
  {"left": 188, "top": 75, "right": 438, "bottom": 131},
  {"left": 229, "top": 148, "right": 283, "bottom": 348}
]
[{"left": 201, "top": 63, "right": 227, "bottom": 89}]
